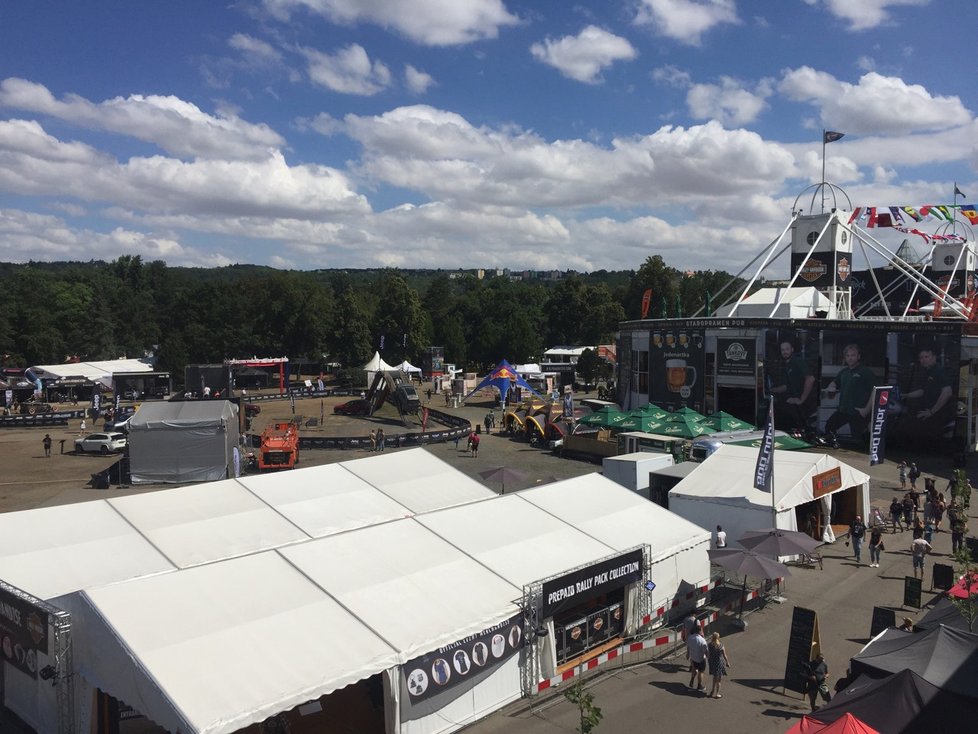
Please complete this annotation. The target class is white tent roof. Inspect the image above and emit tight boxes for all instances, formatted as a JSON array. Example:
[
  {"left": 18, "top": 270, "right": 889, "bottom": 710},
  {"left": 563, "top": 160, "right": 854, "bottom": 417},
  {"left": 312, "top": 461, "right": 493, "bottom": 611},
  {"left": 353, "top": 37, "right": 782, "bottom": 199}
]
[
  {"left": 1, "top": 453, "right": 708, "bottom": 734},
  {"left": 29, "top": 358, "right": 155, "bottom": 387},
  {"left": 361, "top": 350, "right": 395, "bottom": 372},
  {"left": 715, "top": 286, "right": 833, "bottom": 319},
  {"left": 669, "top": 444, "right": 870, "bottom": 512},
  {"left": 397, "top": 359, "right": 422, "bottom": 373},
  {"left": 519, "top": 474, "right": 710, "bottom": 558},
  {"left": 280, "top": 519, "right": 521, "bottom": 661},
  {"left": 416, "top": 494, "right": 617, "bottom": 588},
  {"left": 68, "top": 552, "right": 400, "bottom": 734}
]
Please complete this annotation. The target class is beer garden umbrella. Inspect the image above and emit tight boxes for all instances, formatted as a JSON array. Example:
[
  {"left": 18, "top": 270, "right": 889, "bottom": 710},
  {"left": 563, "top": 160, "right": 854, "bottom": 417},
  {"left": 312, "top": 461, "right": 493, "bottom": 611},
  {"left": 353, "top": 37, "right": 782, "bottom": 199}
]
[
  {"left": 615, "top": 414, "right": 669, "bottom": 433},
  {"left": 737, "top": 528, "right": 823, "bottom": 558},
  {"left": 702, "top": 411, "right": 754, "bottom": 432},
  {"left": 629, "top": 403, "right": 671, "bottom": 420},
  {"left": 707, "top": 547, "right": 790, "bottom": 619},
  {"left": 577, "top": 405, "right": 627, "bottom": 428},
  {"left": 660, "top": 415, "right": 715, "bottom": 438},
  {"left": 671, "top": 406, "right": 708, "bottom": 421}
]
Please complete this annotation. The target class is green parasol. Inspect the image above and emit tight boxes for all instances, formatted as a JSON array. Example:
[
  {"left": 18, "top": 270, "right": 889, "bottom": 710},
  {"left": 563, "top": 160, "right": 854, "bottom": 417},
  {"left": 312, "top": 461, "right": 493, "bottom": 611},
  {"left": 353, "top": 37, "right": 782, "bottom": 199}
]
[
  {"left": 702, "top": 412, "right": 755, "bottom": 432},
  {"left": 578, "top": 405, "right": 627, "bottom": 428}
]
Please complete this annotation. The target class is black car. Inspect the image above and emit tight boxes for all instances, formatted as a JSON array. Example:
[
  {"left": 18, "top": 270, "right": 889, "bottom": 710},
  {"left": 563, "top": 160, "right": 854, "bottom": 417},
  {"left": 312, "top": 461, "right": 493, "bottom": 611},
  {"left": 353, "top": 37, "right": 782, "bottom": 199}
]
[{"left": 333, "top": 399, "right": 371, "bottom": 416}]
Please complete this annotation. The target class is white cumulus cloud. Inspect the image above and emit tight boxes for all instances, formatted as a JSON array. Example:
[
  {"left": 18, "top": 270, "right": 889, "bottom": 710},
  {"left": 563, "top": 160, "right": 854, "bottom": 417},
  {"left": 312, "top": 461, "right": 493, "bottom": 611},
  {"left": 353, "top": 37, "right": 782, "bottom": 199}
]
[
  {"left": 302, "top": 44, "right": 392, "bottom": 95},
  {"left": 262, "top": 0, "right": 519, "bottom": 46},
  {"left": 687, "top": 77, "right": 772, "bottom": 126},
  {"left": 634, "top": 0, "right": 739, "bottom": 46},
  {"left": 0, "top": 78, "right": 285, "bottom": 161},
  {"left": 530, "top": 26, "right": 638, "bottom": 84},
  {"left": 779, "top": 67, "right": 972, "bottom": 135},
  {"left": 405, "top": 64, "right": 436, "bottom": 94},
  {"left": 804, "top": 0, "right": 930, "bottom": 32}
]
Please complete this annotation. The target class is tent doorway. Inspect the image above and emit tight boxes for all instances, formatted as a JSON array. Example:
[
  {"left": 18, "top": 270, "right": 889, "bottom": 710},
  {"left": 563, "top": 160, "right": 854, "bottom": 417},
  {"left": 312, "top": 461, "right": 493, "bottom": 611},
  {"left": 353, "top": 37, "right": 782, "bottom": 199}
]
[{"left": 716, "top": 385, "right": 758, "bottom": 426}]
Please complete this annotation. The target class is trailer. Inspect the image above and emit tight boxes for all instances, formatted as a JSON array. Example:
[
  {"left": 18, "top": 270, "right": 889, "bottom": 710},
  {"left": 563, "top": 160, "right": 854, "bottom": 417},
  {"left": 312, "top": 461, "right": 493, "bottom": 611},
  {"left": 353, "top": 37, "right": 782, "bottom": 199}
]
[{"left": 258, "top": 421, "right": 299, "bottom": 470}]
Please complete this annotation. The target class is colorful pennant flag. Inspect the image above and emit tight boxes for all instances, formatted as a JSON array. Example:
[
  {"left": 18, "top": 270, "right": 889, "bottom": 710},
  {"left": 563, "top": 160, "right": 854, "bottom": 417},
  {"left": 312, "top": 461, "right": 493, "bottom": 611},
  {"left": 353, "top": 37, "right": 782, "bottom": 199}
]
[
  {"left": 961, "top": 205, "right": 978, "bottom": 225},
  {"left": 955, "top": 185, "right": 967, "bottom": 198}
]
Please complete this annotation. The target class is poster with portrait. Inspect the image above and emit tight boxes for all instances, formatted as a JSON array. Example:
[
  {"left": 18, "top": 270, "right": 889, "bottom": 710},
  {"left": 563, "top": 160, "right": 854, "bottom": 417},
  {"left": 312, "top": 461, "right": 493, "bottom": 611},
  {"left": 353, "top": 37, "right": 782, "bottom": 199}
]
[
  {"left": 762, "top": 329, "right": 820, "bottom": 432},
  {"left": 886, "top": 330, "right": 961, "bottom": 446},
  {"left": 817, "top": 330, "right": 887, "bottom": 441},
  {"left": 649, "top": 327, "right": 705, "bottom": 411}
]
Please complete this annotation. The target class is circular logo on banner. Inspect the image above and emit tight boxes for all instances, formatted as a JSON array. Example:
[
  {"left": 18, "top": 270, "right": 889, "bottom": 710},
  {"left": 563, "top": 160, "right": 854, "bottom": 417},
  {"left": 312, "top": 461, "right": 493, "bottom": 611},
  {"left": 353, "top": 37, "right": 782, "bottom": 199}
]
[
  {"left": 407, "top": 668, "right": 429, "bottom": 696},
  {"left": 680, "top": 385, "right": 691, "bottom": 399}
]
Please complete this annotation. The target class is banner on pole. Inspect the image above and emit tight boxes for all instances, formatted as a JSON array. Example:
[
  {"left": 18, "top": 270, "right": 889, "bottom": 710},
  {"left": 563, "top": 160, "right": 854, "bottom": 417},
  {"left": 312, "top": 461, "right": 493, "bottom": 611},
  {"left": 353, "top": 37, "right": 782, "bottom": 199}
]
[
  {"left": 869, "top": 386, "right": 893, "bottom": 466},
  {"left": 753, "top": 398, "right": 775, "bottom": 492}
]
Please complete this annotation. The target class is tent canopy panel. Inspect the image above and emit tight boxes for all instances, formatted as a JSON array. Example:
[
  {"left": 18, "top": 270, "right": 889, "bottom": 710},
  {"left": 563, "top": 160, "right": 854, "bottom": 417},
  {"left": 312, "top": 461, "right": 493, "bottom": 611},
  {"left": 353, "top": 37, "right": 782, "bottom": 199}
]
[{"left": 281, "top": 519, "right": 522, "bottom": 660}]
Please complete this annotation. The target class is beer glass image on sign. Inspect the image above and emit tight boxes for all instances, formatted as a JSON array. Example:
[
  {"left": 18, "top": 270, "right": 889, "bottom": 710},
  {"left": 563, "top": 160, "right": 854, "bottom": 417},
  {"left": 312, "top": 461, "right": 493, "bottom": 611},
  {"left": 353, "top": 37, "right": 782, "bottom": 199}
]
[{"left": 666, "top": 359, "right": 697, "bottom": 393}]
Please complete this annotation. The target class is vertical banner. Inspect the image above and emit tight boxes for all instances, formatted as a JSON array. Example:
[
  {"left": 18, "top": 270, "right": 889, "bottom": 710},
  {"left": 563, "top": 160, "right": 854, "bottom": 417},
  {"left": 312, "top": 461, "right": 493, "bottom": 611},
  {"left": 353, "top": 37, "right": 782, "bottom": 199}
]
[
  {"left": 562, "top": 389, "right": 574, "bottom": 420},
  {"left": 869, "top": 386, "right": 892, "bottom": 466},
  {"left": 754, "top": 398, "right": 775, "bottom": 492},
  {"left": 640, "top": 288, "right": 653, "bottom": 319},
  {"left": 91, "top": 390, "right": 102, "bottom": 418}
]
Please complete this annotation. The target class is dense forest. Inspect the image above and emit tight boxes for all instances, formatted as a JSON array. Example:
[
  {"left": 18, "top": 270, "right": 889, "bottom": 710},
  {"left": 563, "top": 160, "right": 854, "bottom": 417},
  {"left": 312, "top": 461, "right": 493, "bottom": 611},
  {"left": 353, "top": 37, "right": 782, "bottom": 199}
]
[{"left": 0, "top": 256, "right": 741, "bottom": 379}]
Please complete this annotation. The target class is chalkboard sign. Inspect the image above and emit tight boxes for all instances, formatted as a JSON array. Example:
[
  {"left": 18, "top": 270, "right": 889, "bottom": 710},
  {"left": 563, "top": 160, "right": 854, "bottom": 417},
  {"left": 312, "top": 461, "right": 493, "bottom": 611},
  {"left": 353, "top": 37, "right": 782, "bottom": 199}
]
[
  {"left": 904, "top": 576, "right": 922, "bottom": 608},
  {"left": 783, "top": 606, "right": 819, "bottom": 694},
  {"left": 870, "top": 606, "right": 896, "bottom": 638},
  {"left": 933, "top": 563, "right": 954, "bottom": 591}
]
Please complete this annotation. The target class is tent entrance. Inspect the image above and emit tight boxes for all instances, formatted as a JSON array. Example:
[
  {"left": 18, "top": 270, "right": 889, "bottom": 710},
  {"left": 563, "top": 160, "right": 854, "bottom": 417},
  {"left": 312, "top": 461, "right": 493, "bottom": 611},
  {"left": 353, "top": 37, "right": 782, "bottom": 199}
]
[
  {"left": 553, "top": 588, "right": 626, "bottom": 671},
  {"left": 716, "top": 385, "right": 759, "bottom": 426}
]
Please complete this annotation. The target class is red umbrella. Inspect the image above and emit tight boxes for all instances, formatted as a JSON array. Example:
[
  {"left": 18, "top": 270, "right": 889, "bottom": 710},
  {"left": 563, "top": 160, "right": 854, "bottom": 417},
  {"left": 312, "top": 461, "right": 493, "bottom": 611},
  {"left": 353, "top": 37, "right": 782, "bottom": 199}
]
[
  {"left": 947, "top": 571, "right": 978, "bottom": 599},
  {"left": 784, "top": 712, "right": 881, "bottom": 734}
]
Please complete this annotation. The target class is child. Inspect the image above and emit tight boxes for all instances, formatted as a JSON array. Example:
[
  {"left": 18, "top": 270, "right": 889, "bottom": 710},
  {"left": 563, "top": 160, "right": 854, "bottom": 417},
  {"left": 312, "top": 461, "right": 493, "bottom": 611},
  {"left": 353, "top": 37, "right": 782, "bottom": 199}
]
[{"left": 898, "top": 461, "right": 908, "bottom": 490}]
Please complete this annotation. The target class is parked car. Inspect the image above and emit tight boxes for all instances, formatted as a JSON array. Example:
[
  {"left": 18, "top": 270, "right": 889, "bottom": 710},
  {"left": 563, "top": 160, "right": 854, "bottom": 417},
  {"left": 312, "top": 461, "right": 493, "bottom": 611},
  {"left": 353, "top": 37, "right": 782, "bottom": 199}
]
[
  {"left": 74, "top": 432, "right": 127, "bottom": 454},
  {"left": 333, "top": 399, "right": 371, "bottom": 416}
]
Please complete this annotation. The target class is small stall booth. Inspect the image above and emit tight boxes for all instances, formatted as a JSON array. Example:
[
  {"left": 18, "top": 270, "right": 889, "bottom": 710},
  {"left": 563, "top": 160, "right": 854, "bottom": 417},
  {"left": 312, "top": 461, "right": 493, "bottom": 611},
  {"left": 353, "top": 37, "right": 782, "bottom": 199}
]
[{"left": 667, "top": 444, "right": 871, "bottom": 550}]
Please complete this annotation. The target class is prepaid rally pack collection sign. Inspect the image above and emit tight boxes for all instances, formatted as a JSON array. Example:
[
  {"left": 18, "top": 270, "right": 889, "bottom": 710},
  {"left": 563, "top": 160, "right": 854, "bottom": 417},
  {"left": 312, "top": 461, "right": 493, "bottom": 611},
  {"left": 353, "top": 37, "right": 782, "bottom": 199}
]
[
  {"left": 403, "top": 614, "right": 524, "bottom": 705},
  {"left": 541, "top": 549, "right": 644, "bottom": 618}
]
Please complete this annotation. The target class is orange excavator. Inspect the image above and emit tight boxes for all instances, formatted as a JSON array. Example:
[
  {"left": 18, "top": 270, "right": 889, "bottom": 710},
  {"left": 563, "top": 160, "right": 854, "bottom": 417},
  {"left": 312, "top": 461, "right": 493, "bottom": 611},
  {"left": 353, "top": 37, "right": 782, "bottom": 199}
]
[{"left": 257, "top": 421, "right": 299, "bottom": 471}]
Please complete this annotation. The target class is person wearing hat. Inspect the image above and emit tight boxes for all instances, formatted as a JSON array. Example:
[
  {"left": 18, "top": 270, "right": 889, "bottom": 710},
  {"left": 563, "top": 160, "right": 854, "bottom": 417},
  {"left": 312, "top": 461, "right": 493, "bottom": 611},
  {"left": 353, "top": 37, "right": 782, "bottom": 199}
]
[{"left": 42, "top": 433, "right": 52, "bottom": 458}]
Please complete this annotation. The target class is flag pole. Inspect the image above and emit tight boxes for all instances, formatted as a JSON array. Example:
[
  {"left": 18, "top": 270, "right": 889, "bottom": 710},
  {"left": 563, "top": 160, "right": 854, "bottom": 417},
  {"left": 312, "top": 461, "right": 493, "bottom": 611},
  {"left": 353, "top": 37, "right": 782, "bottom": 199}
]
[{"left": 821, "top": 130, "right": 827, "bottom": 213}]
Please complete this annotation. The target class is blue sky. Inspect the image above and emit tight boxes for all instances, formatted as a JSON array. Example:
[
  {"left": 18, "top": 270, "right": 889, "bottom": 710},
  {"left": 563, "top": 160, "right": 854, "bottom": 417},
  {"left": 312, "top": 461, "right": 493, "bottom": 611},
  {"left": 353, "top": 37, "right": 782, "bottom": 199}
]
[{"left": 0, "top": 0, "right": 975, "bottom": 272}]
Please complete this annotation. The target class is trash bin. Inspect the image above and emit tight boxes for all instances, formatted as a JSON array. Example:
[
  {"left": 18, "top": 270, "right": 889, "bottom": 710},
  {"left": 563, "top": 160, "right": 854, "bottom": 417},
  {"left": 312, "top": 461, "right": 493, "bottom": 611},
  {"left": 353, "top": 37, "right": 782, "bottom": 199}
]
[{"left": 475, "top": 425, "right": 481, "bottom": 434}]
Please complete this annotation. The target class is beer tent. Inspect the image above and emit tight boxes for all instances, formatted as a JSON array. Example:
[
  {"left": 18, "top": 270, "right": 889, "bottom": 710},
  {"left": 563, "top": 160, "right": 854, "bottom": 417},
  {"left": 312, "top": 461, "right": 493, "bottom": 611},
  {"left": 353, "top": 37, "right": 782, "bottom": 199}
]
[{"left": 668, "top": 444, "right": 870, "bottom": 550}]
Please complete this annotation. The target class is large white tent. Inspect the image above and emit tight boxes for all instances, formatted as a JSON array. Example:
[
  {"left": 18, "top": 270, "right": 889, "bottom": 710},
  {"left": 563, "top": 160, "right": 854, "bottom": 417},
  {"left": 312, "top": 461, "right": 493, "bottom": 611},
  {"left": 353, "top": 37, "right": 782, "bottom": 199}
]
[
  {"left": 362, "top": 351, "right": 396, "bottom": 384},
  {"left": 0, "top": 449, "right": 712, "bottom": 734},
  {"left": 28, "top": 357, "right": 155, "bottom": 389},
  {"left": 668, "top": 444, "right": 870, "bottom": 548}
]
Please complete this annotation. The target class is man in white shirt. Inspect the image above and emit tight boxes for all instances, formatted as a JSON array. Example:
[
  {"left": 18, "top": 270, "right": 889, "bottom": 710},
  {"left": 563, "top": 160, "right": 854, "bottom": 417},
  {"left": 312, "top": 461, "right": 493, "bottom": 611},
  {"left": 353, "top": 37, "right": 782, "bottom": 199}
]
[{"left": 716, "top": 525, "right": 727, "bottom": 549}]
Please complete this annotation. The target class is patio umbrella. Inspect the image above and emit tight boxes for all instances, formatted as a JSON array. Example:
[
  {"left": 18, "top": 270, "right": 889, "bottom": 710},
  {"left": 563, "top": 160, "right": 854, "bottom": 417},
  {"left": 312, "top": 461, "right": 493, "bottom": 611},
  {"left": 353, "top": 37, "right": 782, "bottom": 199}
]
[
  {"left": 702, "top": 411, "right": 754, "bottom": 432},
  {"left": 708, "top": 547, "right": 790, "bottom": 618},
  {"left": 628, "top": 403, "right": 671, "bottom": 420},
  {"left": 737, "top": 528, "right": 823, "bottom": 558},
  {"left": 577, "top": 405, "right": 627, "bottom": 428},
  {"left": 615, "top": 414, "right": 669, "bottom": 433},
  {"left": 671, "top": 406, "right": 707, "bottom": 421},
  {"left": 784, "top": 712, "right": 881, "bottom": 734},
  {"left": 478, "top": 466, "right": 529, "bottom": 494},
  {"left": 660, "top": 415, "right": 714, "bottom": 438},
  {"left": 947, "top": 571, "right": 978, "bottom": 599}
]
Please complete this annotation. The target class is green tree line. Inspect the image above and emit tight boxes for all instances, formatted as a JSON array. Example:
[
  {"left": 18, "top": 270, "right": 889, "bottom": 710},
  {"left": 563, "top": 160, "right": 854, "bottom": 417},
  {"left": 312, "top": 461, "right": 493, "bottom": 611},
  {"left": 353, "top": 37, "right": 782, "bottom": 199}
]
[{"left": 0, "top": 255, "right": 741, "bottom": 380}]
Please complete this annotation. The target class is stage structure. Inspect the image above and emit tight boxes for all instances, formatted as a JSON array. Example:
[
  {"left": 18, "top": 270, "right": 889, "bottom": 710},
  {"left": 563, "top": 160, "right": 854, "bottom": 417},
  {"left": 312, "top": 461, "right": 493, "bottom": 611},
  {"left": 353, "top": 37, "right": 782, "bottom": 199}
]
[{"left": 617, "top": 182, "right": 978, "bottom": 453}]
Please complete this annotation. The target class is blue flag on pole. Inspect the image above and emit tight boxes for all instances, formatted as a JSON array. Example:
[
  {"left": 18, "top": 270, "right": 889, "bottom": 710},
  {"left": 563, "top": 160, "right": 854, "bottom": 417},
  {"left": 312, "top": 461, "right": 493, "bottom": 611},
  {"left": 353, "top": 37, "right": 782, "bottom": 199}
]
[
  {"left": 869, "top": 386, "right": 893, "bottom": 466},
  {"left": 754, "top": 398, "right": 775, "bottom": 492}
]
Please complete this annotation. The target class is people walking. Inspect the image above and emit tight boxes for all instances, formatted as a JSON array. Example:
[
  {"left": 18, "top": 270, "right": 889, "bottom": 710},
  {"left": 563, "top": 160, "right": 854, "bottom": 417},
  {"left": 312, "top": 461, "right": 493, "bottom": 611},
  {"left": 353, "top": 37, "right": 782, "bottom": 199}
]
[
  {"left": 706, "top": 632, "right": 731, "bottom": 699},
  {"left": 910, "top": 535, "right": 932, "bottom": 579},
  {"left": 42, "top": 433, "right": 52, "bottom": 458},
  {"left": 376, "top": 428, "right": 385, "bottom": 452},
  {"left": 898, "top": 460, "right": 908, "bottom": 490},
  {"left": 868, "top": 527, "right": 884, "bottom": 568},
  {"left": 890, "top": 497, "right": 904, "bottom": 533},
  {"left": 848, "top": 515, "right": 866, "bottom": 565},
  {"left": 685, "top": 627, "right": 708, "bottom": 693},
  {"left": 369, "top": 429, "right": 376, "bottom": 452},
  {"left": 908, "top": 462, "right": 920, "bottom": 490},
  {"left": 715, "top": 525, "right": 727, "bottom": 548},
  {"left": 950, "top": 504, "right": 968, "bottom": 555},
  {"left": 803, "top": 653, "right": 832, "bottom": 712},
  {"left": 902, "top": 493, "right": 914, "bottom": 528}
]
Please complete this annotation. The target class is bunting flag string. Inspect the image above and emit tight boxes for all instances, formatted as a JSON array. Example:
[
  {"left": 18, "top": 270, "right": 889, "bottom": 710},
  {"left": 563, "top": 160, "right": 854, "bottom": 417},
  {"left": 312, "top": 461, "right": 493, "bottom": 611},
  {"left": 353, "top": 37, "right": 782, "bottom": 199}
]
[
  {"left": 848, "top": 203, "right": 977, "bottom": 228},
  {"left": 893, "top": 226, "right": 967, "bottom": 244}
]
